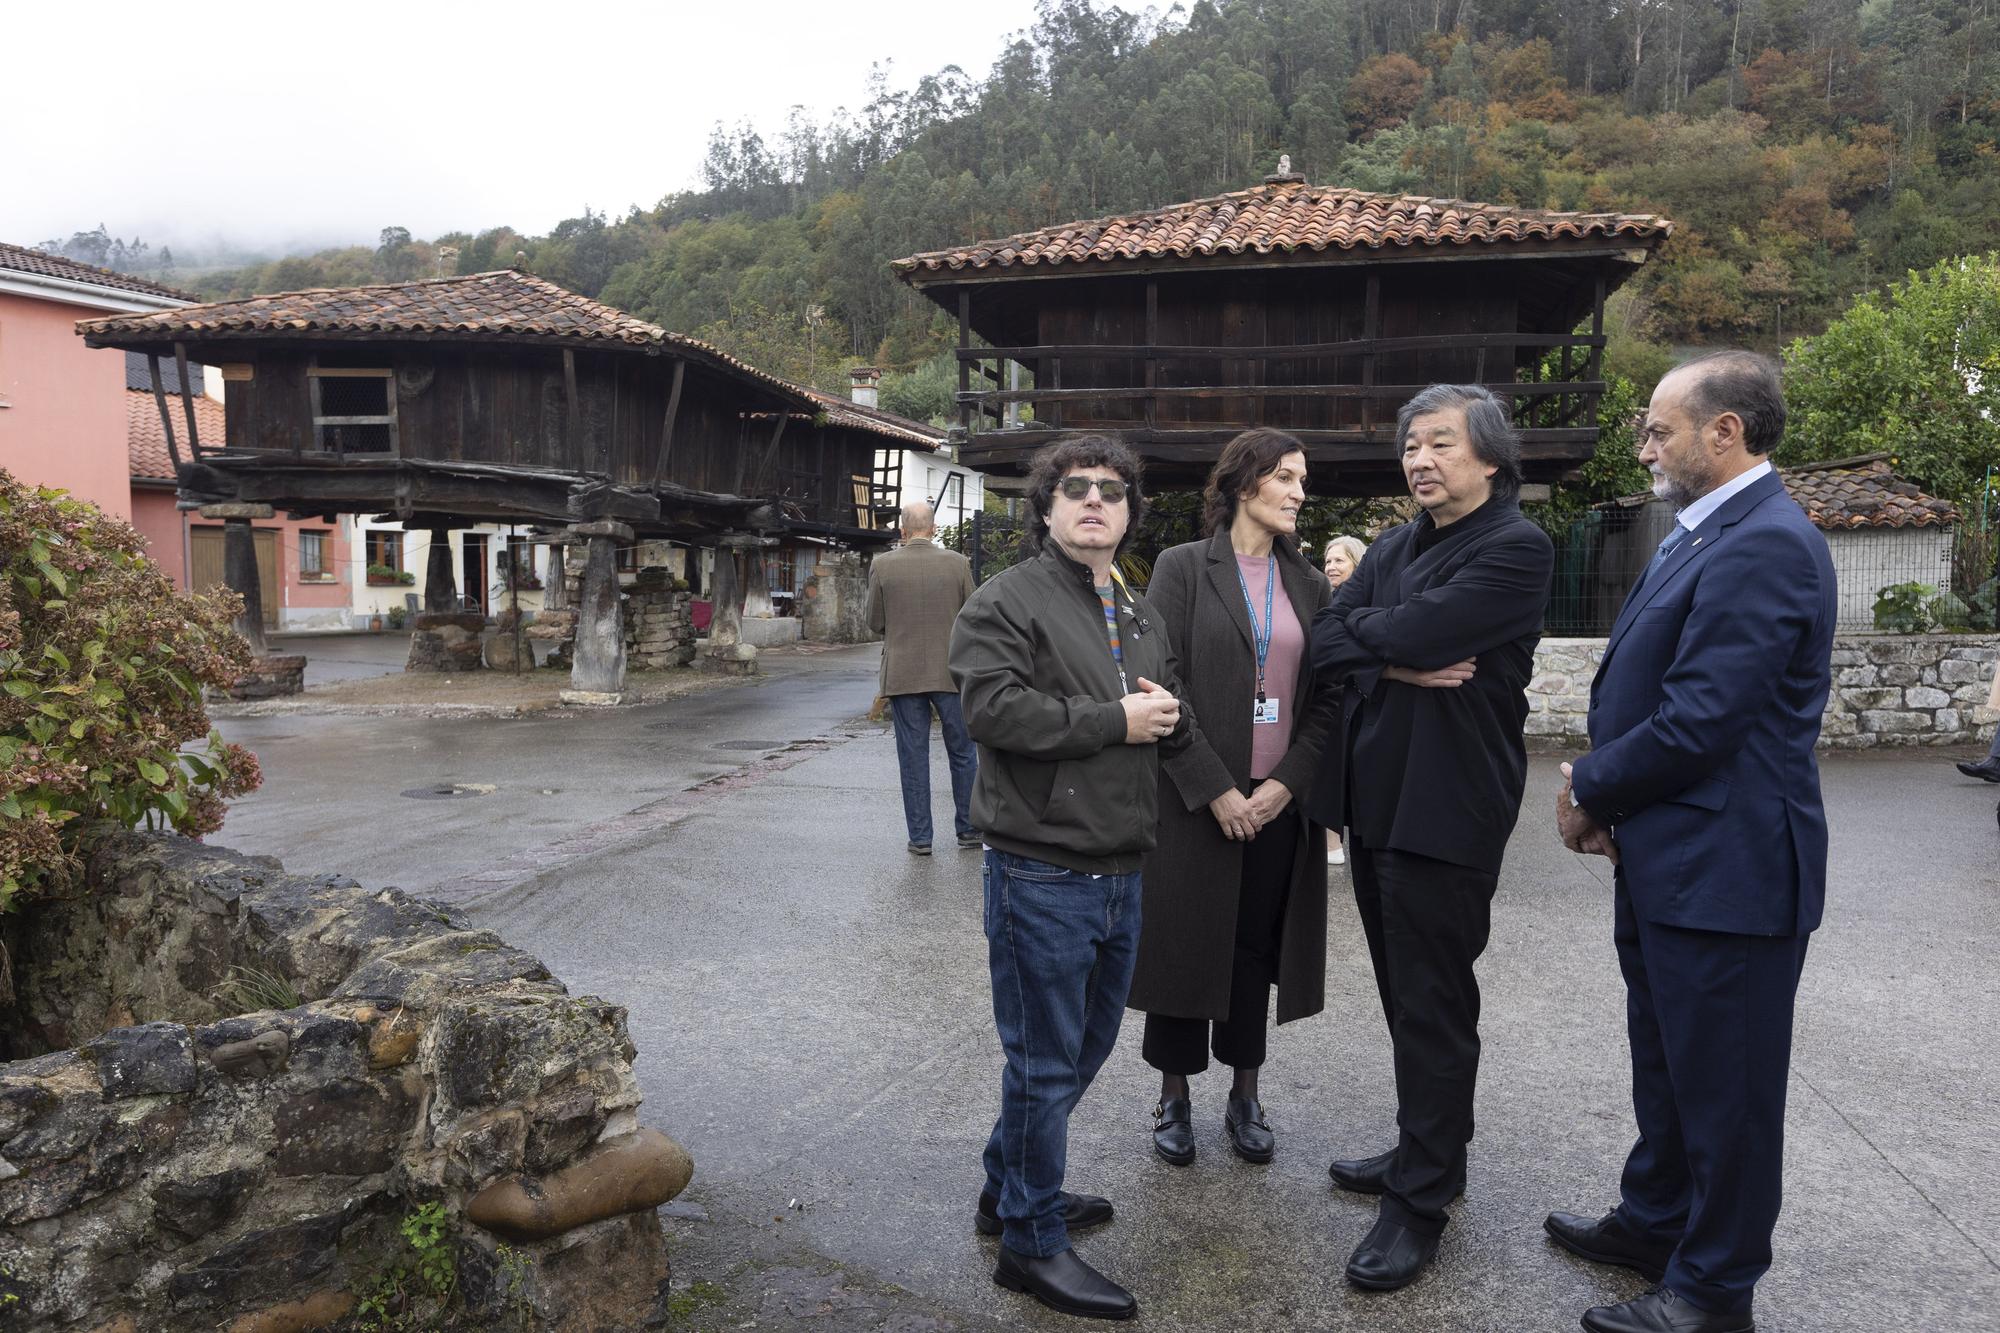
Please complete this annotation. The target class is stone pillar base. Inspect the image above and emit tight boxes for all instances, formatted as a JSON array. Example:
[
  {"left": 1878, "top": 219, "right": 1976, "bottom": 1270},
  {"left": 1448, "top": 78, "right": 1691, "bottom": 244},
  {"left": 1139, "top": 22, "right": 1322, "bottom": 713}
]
[
  {"left": 407, "top": 612, "right": 487, "bottom": 673},
  {"left": 218, "top": 654, "right": 306, "bottom": 700},
  {"left": 559, "top": 689, "right": 627, "bottom": 707},
  {"left": 700, "top": 643, "right": 759, "bottom": 677}
]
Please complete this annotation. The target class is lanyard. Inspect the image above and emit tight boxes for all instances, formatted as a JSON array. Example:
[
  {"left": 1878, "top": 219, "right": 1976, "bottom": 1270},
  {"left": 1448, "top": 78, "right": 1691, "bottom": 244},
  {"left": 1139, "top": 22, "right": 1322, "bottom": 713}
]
[
  {"left": 1233, "top": 554, "right": 1275, "bottom": 701},
  {"left": 1097, "top": 578, "right": 1128, "bottom": 694}
]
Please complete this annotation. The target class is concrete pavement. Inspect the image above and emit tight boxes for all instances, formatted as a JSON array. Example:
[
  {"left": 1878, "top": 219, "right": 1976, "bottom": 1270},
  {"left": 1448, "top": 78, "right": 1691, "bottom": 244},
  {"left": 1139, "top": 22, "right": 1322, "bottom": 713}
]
[{"left": 211, "top": 647, "right": 2000, "bottom": 1331}]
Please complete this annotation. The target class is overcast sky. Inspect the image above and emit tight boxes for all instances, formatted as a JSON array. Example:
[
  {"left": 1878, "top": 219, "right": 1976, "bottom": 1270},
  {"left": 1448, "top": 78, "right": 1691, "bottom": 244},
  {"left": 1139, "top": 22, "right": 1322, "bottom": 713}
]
[{"left": 4, "top": 0, "right": 1045, "bottom": 258}]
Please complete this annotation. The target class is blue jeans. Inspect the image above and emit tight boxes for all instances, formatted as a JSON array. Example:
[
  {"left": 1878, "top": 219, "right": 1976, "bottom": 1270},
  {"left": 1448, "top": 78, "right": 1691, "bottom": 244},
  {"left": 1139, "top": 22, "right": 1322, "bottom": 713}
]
[
  {"left": 980, "top": 849, "right": 1142, "bottom": 1257},
  {"left": 889, "top": 692, "right": 977, "bottom": 846}
]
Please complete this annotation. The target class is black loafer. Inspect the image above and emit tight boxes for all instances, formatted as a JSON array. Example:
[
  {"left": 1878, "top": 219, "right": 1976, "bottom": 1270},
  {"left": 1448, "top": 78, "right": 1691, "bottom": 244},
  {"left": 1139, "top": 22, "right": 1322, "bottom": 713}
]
[
  {"left": 993, "top": 1245, "right": 1137, "bottom": 1321},
  {"left": 908, "top": 842, "right": 932, "bottom": 855},
  {"left": 1956, "top": 758, "right": 2000, "bottom": 782},
  {"left": 1224, "top": 1094, "right": 1274, "bottom": 1163},
  {"left": 976, "top": 1189, "right": 1114, "bottom": 1237},
  {"left": 957, "top": 831, "right": 983, "bottom": 847},
  {"left": 1152, "top": 1097, "right": 1194, "bottom": 1166},
  {"left": 1343, "top": 1214, "right": 1439, "bottom": 1291},
  {"left": 1328, "top": 1147, "right": 1464, "bottom": 1199},
  {"left": 1545, "top": 1209, "right": 1674, "bottom": 1284},
  {"left": 1581, "top": 1286, "right": 1754, "bottom": 1332}
]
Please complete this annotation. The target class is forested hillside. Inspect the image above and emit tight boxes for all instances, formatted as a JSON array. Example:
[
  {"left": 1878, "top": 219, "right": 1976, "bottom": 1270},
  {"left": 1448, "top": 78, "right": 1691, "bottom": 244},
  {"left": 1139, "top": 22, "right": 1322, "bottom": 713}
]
[{"left": 49, "top": 0, "right": 2000, "bottom": 416}]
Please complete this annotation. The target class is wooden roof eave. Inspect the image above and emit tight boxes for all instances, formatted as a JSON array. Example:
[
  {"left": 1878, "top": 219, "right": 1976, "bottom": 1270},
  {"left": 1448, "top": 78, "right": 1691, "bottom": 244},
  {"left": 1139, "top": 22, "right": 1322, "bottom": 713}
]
[
  {"left": 79, "top": 327, "right": 816, "bottom": 415},
  {"left": 898, "top": 233, "right": 1660, "bottom": 298}
]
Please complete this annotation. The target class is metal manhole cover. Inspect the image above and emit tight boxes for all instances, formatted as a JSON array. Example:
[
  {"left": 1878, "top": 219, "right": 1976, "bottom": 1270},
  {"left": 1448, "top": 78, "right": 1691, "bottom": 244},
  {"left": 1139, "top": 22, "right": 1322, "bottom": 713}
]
[
  {"left": 714, "top": 740, "right": 790, "bottom": 751},
  {"left": 399, "top": 783, "right": 495, "bottom": 801}
]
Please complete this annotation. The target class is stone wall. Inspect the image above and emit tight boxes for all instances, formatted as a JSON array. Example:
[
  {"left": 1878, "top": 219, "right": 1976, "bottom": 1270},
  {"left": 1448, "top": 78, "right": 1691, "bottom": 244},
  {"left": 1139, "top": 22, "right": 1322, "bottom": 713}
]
[
  {"left": 800, "top": 552, "right": 877, "bottom": 645},
  {"left": 0, "top": 832, "right": 688, "bottom": 1331},
  {"left": 623, "top": 568, "right": 697, "bottom": 670},
  {"left": 1524, "top": 634, "right": 2000, "bottom": 750},
  {"left": 219, "top": 655, "right": 306, "bottom": 701}
]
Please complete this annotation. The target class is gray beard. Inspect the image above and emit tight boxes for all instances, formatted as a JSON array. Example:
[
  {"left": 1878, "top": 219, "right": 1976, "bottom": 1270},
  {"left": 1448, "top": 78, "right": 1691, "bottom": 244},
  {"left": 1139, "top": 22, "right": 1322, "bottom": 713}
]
[{"left": 1652, "top": 462, "right": 1715, "bottom": 511}]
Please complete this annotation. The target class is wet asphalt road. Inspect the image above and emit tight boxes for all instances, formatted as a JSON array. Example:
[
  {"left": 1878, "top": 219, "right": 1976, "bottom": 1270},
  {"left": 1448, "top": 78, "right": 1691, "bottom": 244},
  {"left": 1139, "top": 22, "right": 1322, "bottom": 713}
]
[{"left": 211, "top": 644, "right": 2000, "bottom": 1332}]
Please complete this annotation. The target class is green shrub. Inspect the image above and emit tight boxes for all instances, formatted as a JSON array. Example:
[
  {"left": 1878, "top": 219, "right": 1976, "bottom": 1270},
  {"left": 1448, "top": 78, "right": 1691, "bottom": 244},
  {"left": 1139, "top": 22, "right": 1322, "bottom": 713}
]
[
  {"left": 1871, "top": 581, "right": 1969, "bottom": 634},
  {"left": 0, "top": 470, "right": 261, "bottom": 909}
]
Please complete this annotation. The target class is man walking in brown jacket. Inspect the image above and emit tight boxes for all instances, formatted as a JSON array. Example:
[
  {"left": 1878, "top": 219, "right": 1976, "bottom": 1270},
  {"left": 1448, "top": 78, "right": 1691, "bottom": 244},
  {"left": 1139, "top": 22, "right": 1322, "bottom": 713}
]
[{"left": 868, "top": 500, "right": 979, "bottom": 854}]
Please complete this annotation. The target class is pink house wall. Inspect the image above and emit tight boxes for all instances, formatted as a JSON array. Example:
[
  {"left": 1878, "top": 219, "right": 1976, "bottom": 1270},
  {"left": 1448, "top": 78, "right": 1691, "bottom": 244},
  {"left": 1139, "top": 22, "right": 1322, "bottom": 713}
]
[
  {"left": 130, "top": 487, "right": 187, "bottom": 585},
  {"left": 0, "top": 291, "right": 132, "bottom": 519}
]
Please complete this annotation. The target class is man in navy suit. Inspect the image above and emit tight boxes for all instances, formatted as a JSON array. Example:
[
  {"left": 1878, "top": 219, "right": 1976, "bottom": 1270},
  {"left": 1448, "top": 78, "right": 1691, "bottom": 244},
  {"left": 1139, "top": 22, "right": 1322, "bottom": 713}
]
[{"left": 1552, "top": 351, "right": 1836, "bottom": 1333}]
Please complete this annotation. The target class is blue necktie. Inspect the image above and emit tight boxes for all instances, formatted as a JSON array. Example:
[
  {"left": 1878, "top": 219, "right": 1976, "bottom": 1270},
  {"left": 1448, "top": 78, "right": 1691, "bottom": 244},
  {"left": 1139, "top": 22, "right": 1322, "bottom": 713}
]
[{"left": 1641, "top": 525, "right": 1688, "bottom": 591}]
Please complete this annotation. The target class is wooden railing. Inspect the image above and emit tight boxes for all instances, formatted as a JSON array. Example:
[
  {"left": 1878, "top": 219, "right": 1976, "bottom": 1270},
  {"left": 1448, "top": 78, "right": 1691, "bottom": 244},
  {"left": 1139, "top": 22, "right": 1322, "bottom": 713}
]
[{"left": 952, "top": 326, "right": 1610, "bottom": 439}]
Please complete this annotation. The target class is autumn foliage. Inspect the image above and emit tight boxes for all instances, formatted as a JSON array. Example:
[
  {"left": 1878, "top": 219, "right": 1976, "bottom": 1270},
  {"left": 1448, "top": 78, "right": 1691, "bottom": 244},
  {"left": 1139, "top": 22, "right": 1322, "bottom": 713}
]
[{"left": 0, "top": 470, "right": 261, "bottom": 908}]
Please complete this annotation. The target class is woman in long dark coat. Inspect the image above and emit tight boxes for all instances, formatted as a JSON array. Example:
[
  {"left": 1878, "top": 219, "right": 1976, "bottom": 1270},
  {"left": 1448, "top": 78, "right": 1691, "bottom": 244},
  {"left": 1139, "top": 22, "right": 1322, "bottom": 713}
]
[{"left": 1128, "top": 428, "right": 1340, "bottom": 1166}]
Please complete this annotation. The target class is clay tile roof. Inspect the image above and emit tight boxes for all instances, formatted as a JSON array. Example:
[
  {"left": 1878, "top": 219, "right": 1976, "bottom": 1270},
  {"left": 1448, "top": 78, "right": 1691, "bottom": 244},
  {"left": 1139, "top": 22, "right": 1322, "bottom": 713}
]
[
  {"left": 0, "top": 241, "right": 196, "bottom": 302},
  {"left": 891, "top": 180, "right": 1672, "bottom": 277},
  {"left": 802, "top": 388, "right": 944, "bottom": 450},
  {"left": 1781, "top": 454, "right": 1960, "bottom": 530},
  {"left": 75, "top": 270, "right": 816, "bottom": 406},
  {"left": 128, "top": 388, "right": 224, "bottom": 481}
]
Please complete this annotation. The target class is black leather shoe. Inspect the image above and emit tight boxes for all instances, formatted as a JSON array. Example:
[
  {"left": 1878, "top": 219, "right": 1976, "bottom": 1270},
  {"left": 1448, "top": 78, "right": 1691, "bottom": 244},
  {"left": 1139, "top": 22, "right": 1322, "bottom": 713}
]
[
  {"left": 1581, "top": 1286, "right": 1754, "bottom": 1332},
  {"left": 1328, "top": 1147, "right": 1464, "bottom": 1199},
  {"left": 1224, "top": 1094, "right": 1275, "bottom": 1163},
  {"left": 957, "top": 831, "right": 983, "bottom": 847},
  {"left": 908, "top": 842, "right": 932, "bottom": 855},
  {"left": 1545, "top": 1209, "right": 1674, "bottom": 1284},
  {"left": 975, "top": 1190, "right": 1114, "bottom": 1237},
  {"left": 1152, "top": 1097, "right": 1194, "bottom": 1166},
  {"left": 993, "top": 1245, "right": 1137, "bottom": 1321},
  {"left": 1956, "top": 758, "right": 2000, "bottom": 782},
  {"left": 1343, "top": 1215, "right": 1439, "bottom": 1291}
]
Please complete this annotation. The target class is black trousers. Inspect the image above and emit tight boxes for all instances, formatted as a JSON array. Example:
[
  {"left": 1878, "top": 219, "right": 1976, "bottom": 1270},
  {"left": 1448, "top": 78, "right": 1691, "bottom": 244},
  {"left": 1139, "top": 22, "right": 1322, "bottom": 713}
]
[
  {"left": 1142, "top": 807, "right": 1298, "bottom": 1075},
  {"left": 1349, "top": 837, "right": 1497, "bottom": 1236}
]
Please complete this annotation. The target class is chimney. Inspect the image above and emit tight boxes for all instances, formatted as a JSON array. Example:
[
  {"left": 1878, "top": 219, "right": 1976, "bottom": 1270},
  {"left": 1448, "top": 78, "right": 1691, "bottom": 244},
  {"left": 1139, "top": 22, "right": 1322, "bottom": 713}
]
[{"left": 849, "top": 366, "right": 882, "bottom": 408}]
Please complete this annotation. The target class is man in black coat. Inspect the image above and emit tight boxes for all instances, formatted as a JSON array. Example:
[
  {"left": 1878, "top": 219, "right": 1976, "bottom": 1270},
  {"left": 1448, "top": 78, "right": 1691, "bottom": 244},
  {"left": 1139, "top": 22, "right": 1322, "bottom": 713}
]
[{"left": 1308, "top": 383, "right": 1554, "bottom": 1291}]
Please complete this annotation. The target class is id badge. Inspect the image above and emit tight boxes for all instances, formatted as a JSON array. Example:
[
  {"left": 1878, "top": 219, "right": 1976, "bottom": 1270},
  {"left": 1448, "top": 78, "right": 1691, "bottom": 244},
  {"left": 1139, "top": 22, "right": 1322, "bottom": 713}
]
[{"left": 1252, "top": 696, "right": 1281, "bottom": 726}]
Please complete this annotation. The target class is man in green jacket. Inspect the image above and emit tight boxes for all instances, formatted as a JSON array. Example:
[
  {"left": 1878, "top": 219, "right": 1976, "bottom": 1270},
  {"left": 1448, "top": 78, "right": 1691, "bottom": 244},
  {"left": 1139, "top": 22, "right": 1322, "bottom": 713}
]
[{"left": 950, "top": 436, "right": 1195, "bottom": 1323}]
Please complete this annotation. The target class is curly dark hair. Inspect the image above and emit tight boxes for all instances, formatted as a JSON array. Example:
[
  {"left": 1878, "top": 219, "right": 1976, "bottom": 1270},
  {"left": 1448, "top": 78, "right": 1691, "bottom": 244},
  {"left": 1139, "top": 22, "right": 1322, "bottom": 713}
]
[
  {"left": 1024, "top": 435, "right": 1147, "bottom": 553},
  {"left": 1202, "top": 428, "right": 1308, "bottom": 534}
]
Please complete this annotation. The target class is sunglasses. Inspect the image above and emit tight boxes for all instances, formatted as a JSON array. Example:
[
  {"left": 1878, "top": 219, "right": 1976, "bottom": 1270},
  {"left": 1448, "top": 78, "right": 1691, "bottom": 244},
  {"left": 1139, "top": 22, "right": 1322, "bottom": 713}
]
[{"left": 1056, "top": 476, "right": 1129, "bottom": 503}]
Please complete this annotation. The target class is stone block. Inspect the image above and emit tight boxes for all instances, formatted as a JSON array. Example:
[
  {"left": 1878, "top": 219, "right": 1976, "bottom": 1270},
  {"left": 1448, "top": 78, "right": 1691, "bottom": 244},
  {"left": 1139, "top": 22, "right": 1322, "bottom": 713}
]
[
  {"left": 1840, "top": 687, "right": 1902, "bottom": 710},
  {"left": 89, "top": 1023, "right": 196, "bottom": 1099},
  {"left": 522, "top": 1211, "right": 671, "bottom": 1332},
  {"left": 1935, "top": 709, "right": 1962, "bottom": 734},
  {"left": 558, "top": 689, "right": 626, "bottom": 707},
  {"left": 1879, "top": 664, "right": 1919, "bottom": 686},
  {"left": 569, "top": 520, "right": 635, "bottom": 541},
  {"left": 1906, "top": 686, "right": 1952, "bottom": 709},
  {"left": 1937, "top": 657, "right": 1985, "bottom": 685},
  {"left": 1827, "top": 648, "right": 1865, "bottom": 667},
  {"left": 1819, "top": 711, "right": 1858, "bottom": 736},
  {"left": 1834, "top": 665, "right": 1877, "bottom": 686},
  {"left": 167, "top": 1206, "right": 352, "bottom": 1313},
  {"left": 1865, "top": 640, "right": 1918, "bottom": 665},
  {"left": 740, "top": 616, "right": 802, "bottom": 647},
  {"left": 1859, "top": 710, "right": 1929, "bottom": 734},
  {"left": 195, "top": 504, "right": 275, "bottom": 521},
  {"left": 152, "top": 1167, "right": 259, "bottom": 1242},
  {"left": 271, "top": 1073, "right": 421, "bottom": 1176},
  {"left": 221, "top": 1289, "right": 357, "bottom": 1333}
]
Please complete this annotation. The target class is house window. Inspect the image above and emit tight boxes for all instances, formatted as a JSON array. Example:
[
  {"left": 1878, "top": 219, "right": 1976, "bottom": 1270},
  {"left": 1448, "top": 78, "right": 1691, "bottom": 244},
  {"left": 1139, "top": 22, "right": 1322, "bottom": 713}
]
[
  {"left": 364, "top": 530, "right": 404, "bottom": 583},
  {"left": 298, "top": 530, "right": 330, "bottom": 580},
  {"left": 309, "top": 367, "right": 397, "bottom": 454}
]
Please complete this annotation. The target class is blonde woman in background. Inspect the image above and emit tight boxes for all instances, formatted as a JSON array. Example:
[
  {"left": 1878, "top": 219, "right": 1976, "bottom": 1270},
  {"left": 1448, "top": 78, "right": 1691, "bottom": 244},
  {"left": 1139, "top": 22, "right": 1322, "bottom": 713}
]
[{"left": 1320, "top": 535, "right": 1368, "bottom": 865}]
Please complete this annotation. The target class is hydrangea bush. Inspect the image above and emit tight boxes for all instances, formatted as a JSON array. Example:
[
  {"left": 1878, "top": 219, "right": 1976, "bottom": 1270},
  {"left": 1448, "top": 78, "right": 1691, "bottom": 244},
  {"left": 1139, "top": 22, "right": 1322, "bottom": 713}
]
[{"left": 0, "top": 469, "right": 261, "bottom": 909}]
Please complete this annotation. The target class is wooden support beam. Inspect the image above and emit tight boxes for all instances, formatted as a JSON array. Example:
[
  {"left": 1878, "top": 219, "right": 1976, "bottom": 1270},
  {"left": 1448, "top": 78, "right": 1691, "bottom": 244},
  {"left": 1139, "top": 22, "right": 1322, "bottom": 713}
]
[
  {"left": 1360, "top": 274, "right": 1381, "bottom": 435},
  {"left": 564, "top": 348, "right": 582, "bottom": 472},
  {"left": 650, "top": 358, "right": 686, "bottom": 489},
  {"left": 174, "top": 342, "right": 202, "bottom": 458},
  {"left": 146, "top": 354, "right": 182, "bottom": 469},
  {"left": 756, "top": 410, "right": 789, "bottom": 493},
  {"left": 1587, "top": 274, "right": 1607, "bottom": 428},
  {"left": 958, "top": 291, "right": 973, "bottom": 441},
  {"left": 1144, "top": 280, "right": 1158, "bottom": 431}
]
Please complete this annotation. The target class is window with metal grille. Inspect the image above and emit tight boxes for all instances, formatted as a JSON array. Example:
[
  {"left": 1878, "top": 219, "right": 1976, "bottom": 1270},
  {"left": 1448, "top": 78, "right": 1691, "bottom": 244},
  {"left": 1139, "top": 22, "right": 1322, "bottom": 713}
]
[{"left": 309, "top": 368, "right": 397, "bottom": 454}]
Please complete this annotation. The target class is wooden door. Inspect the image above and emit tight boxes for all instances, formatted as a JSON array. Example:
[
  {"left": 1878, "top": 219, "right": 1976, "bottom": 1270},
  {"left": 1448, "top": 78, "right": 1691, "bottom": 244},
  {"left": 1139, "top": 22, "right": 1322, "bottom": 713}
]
[
  {"left": 189, "top": 526, "right": 279, "bottom": 628},
  {"left": 461, "top": 532, "right": 488, "bottom": 615}
]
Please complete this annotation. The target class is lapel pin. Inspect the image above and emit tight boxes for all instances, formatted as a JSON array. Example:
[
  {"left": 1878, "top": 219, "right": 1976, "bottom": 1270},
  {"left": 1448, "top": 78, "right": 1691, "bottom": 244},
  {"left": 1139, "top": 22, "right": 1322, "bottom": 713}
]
[{"left": 1692, "top": 537, "right": 1703, "bottom": 547}]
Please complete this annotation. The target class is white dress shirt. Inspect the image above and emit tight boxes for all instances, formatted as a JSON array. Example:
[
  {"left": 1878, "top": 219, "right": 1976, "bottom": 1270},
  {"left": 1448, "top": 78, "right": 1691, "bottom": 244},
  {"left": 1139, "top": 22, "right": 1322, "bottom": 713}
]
[{"left": 1674, "top": 458, "right": 1773, "bottom": 534}]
